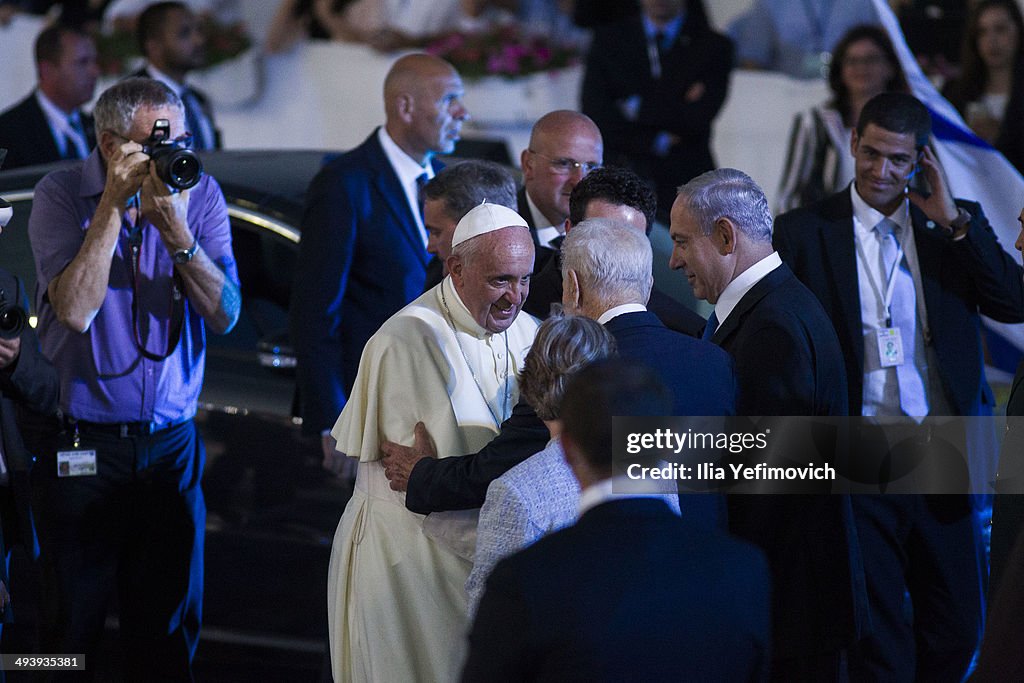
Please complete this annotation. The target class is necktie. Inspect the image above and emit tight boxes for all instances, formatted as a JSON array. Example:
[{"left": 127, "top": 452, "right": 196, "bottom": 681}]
[
  {"left": 180, "top": 88, "right": 211, "bottom": 150},
  {"left": 702, "top": 310, "right": 719, "bottom": 341},
  {"left": 550, "top": 234, "right": 565, "bottom": 251},
  {"left": 649, "top": 31, "right": 665, "bottom": 79},
  {"left": 64, "top": 114, "right": 87, "bottom": 159},
  {"left": 875, "top": 219, "right": 929, "bottom": 418},
  {"left": 415, "top": 172, "right": 428, "bottom": 222}
]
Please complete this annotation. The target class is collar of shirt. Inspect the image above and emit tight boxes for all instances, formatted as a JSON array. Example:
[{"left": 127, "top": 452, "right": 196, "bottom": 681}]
[
  {"left": 597, "top": 303, "right": 647, "bottom": 325},
  {"left": 643, "top": 12, "right": 685, "bottom": 44},
  {"left": 144, "top": 64, "right": 187, "bottom": 96},
  {"left": 535, "top": 225, "right": 564, "bottom": 250},
  {"left": 714, "top": 251, "right": 782, "bottom": 326},
  {"left": 80, "top": 149, "right": 108, "bottom": 197},
  {"left": 578, "top": 476, "right": 673, "bottom": 517},
  {"left": 850, "top": 182, "right": 911, "bottom": 239},
  {"left": 442, "top": 275, "right": 490, "bottom": 339},
  {"left": 378, "top": 127, "right": 433, "bottom": 236},
  {"left": 36, "top": 90, "right": 83, "bottom": 151},
  {"left": 525, "top": 190, "right": 557, "bottom": 234}
]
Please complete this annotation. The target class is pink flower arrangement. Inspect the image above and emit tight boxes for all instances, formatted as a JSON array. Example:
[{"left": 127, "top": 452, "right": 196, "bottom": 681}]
[{"left": 423, "top": 25, "right": 579, "bottom": 80}]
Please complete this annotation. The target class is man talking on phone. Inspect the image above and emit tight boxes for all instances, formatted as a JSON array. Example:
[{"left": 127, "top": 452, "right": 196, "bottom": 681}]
[
  {"left": 774, "top": 92, "right": 1024, "bottom": 681},
  {"left": 27, "top": 77, "right": 240, "bottom": 679}
]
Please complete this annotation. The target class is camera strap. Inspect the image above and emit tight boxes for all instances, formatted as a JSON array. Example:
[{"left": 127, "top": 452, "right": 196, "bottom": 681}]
[{"left": 124, "top": 197, "right": 186, "bottom": 362}]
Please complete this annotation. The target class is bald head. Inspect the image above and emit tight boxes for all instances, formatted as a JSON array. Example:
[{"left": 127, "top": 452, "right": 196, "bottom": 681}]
[
  {"left": 383, "top": 53, "right": 468, "bottom": 164},
  {"left": 528, "top": 111, "right": 602, "bottom": 155},
  {"left": 522, "top": 110, "right": 604, "bottom": 228},
  {"left": 384, "top": 54, "right": 456, "bottom": 102}
]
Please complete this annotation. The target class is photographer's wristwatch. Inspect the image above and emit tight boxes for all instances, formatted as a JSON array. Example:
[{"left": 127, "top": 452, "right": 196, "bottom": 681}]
[{"left": 173, "top": 238, "right": 198, "bottom": 265}]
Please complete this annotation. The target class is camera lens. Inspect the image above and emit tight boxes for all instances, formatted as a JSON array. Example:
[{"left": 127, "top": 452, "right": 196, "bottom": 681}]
[
  {"left": 0, "top": 302, "right": 27, "bottom": 340},
  {"left": 169, "top": 154, "right": 201, "bottom": 189},
  {"left": 153, "top": 147, "right": 203, "bottom": 191}
]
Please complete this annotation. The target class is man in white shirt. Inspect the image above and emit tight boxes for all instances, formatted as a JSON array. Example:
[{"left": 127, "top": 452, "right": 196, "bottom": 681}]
[
  {"left": 518, "top": 110, "right": 604, "bottom": 270},
  {"left": 135, "top": 1, "right": 220, "bottom": 149},
  {"left": 671, "top": 167, "right": 860, "bottom": 679},
  {"left": 774, "top": 92, "right": 1024, "bottom": 681},
  {"left": 290, "top": 53, "right": 468, "bottom": 478},
  {"left": 0, "top": 24, "right": 98, "bottom": 169}
]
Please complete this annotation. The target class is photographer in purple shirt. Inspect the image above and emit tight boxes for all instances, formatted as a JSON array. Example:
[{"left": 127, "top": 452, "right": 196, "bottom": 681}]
[{"left": 27, "top": 77, "right": 240, "bottom": 679}]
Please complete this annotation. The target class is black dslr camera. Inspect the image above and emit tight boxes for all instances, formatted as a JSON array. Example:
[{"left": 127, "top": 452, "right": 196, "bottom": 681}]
[
  {"left": 141, "top": 119, "right": 203, "bottom": 191},
  {"left": 0, "top": 290, "right": 26, "bottom": 340}
]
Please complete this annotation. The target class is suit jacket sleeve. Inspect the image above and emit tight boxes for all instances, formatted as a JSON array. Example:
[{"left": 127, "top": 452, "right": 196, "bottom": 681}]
[
  {"left": 290, "top": 165, "right": 359, "bottom": 434},
  {"left": 580, "top": 27, "right": 641, "bottom": 149},
  {"left": 733, "top": 318, "right": 817, "bottom": 417},
  {"left": 461, "top": 558, "right": 534, "bottom": 683},
  {"left": 405, "top": 398, "right": 548, "bottom": 514},
  {"left": 951, "top": 201, "right": 1024, "bottom": 323}
]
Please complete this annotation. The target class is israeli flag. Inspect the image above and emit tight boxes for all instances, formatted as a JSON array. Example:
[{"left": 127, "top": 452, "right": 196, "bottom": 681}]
[{"left": 872, "top": 0, "right": 1024, "bottom": 378}]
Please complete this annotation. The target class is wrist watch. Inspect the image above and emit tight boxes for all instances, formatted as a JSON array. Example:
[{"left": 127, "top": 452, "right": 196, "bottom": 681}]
[
  {"left": 948, "top": 207, "right": 972, "bottom": 234},
  {"left": 173, "top": 238, "right": 198, "bottom": 264}
]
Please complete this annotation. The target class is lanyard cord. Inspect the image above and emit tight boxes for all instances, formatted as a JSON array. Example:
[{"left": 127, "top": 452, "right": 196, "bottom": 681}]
[{"left": 124, "top": 194, "right": 186, "bottom": 362}]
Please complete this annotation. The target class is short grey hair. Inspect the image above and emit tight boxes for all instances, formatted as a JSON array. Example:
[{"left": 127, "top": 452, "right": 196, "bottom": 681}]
[
  {"left": 423, "top": 161, "right": 517, "bottom": 221},
  {"left": 93, "top": 77, "right": 183, "bottom": 139},
  {"left": 676, "top": 169, "right": 773, "bottom": 242},
  {"left": 561, "top": 218, "right": 653, "bottom": 305}
]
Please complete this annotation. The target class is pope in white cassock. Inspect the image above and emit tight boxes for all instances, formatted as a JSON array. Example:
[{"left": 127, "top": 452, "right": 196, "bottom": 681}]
[{"left": 326, "top": 202, "right": 540, "bottom": 683}]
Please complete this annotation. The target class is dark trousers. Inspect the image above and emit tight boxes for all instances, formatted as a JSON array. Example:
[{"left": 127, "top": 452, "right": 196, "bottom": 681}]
[
  {"left": 32, "top": 420, "right": 205, "bottom": 681},
  {"left": 848, "top": 494, "right": 984, "bottom": 682}
]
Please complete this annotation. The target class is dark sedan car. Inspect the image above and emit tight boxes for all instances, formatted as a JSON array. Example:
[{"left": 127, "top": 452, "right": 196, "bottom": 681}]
[{"left": 0, "top": 151, "right": 353, "bottom": 678}]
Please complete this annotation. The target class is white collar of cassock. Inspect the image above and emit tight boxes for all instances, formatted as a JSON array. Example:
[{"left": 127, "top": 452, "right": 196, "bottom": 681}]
[{"left": 441, "top": 276, "right": 490, "bottom": 339}]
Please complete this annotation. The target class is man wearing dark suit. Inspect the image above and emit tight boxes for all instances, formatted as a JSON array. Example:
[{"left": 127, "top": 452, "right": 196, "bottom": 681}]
[
  {"left": 291, "top": 54, "right": 467, "bottom": 477},
  {"left": 462, "top": 359, "right": 771, "bottom": 683},
  {"left": 518, "top": 111, "right": 604, "bottom": 272},
  {"left": 0, "top": 24, "right": 98, "bottom": 169},
  {"left": 671, "top": 168, "right": 866, "bottom": 679},
  {"left": 561, "top": 217, "right": 734, "bottom": 417},
  {"left": 0, "top": 197, "right": 59, "bottom": 642},
  {"left": 524, "top": 165, "right": 705, "bottom": 336},
  {"left": 582, "top": 0, "right": 732, "bottom": 223},
  {"left": 134, "top": 2, "right": 220, "bottom": 150},
  {"left": 773, "top": 93, "right": 1024, "bottom": 681},
  {"left": 380, "top": 215, "right": 734, "bottom": 522}
]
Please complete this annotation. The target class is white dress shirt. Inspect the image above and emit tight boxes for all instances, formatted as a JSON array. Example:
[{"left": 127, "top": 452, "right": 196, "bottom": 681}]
[
  {"left": 36, "top": 90, "right": 88, "bottom": 159},
  {"left": 525, "top": 191, "right": 563, "bottom": 249},
  {"left": 578, "top": 476, "right": 678, "bottom": 516},
  {"left": 850, "top": 184, "right": 935, "bottom": 417},
  {"left": 713, "top": 251, "right": 783, "bottom": 326},
  {"left": 597, "top": 303, "right": 647, "bottom": 325},
  {"left": 378, "top": 126, "right": 434, "bottom": 248},
  {"left": 145, "top": 64, "right": 216, "bottom": 151}
]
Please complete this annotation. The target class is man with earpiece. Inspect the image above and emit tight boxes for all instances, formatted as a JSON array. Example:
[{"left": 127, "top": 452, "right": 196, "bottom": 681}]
[{"left": 774, "top": 92, "right": 1024, "bottom": 682}]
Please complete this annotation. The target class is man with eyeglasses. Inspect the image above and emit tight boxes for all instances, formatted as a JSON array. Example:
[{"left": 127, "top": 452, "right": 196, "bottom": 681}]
[
  {"left": 582, "top": 0, "right": 732, "bottom": 223},
  {"left": 26, "top": 77, "right": 240, "bottom": 678},
  {"left": 518, "top": 110, "right": 604, "bottom": 270}
]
